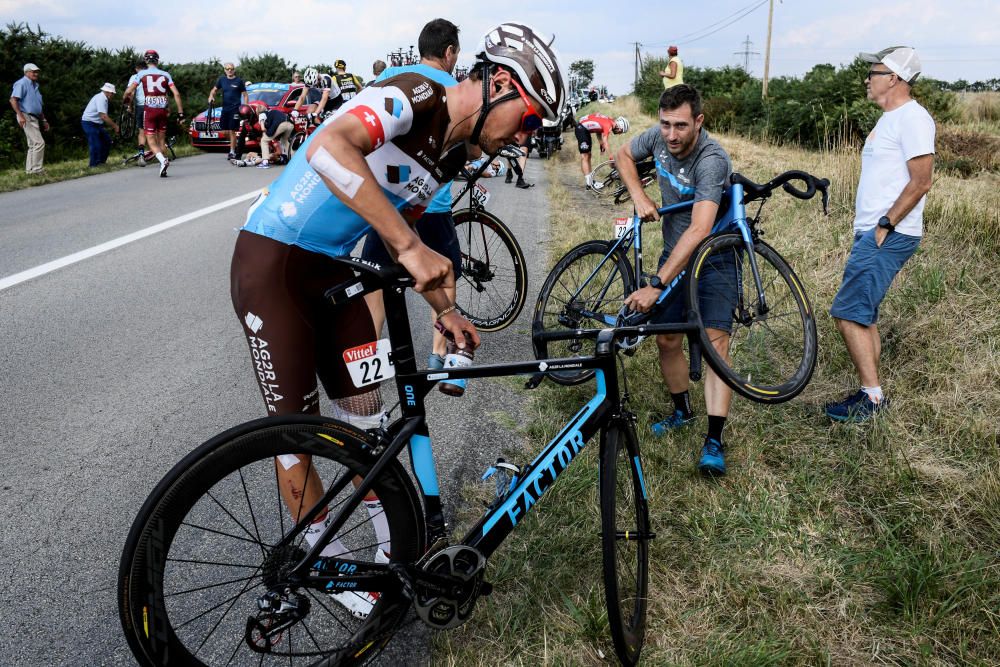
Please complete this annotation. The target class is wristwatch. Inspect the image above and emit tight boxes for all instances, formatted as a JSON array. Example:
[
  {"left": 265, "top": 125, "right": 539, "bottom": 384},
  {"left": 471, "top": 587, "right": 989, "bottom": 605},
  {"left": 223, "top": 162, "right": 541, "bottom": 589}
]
[
  {"left": 877, "top": 215, "right": 895, "bottom": 233},
  {"left": 648, "top": 275, "right": 664, "bottom": 290}
]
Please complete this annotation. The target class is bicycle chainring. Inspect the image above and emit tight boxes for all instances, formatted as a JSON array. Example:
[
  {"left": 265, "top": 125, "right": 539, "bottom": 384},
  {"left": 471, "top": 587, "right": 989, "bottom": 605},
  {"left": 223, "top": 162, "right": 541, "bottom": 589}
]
[{"left": 413, "top": 545, "right": 487, "bottom": 630}]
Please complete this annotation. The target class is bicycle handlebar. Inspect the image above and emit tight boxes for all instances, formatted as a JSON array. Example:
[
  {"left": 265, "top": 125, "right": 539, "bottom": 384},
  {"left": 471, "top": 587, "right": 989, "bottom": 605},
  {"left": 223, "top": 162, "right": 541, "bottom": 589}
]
[{"left": 731, "top": 170, "right": 830, "bottom": 215}]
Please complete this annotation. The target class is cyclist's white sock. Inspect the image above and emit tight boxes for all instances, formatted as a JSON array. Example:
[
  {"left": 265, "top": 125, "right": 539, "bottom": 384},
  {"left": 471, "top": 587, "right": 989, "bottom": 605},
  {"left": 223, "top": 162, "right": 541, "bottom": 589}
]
[
  {"left": 585, "top": 174, "right": 594, "bottom": 186},
  {"left": 363, "top": 499, "right": 391, "bottom": 556},
  {"left": 861, "top": 385, "right": 884, "bottom": 403},
  {"left": 332, "top": 389, "right": 386, "bottom": 430},
  {"left": 303, "top": 511, "right": 350, "bottom": 557},
  {"left": 155, "top": 152, "right": 166, "bottom": 165}
]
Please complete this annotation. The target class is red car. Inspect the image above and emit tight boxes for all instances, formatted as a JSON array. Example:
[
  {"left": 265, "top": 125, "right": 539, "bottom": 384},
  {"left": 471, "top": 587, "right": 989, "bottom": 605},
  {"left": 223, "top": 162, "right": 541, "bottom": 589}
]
[{"left": 189, "top": 82, "right": 322, "bottom": 150}]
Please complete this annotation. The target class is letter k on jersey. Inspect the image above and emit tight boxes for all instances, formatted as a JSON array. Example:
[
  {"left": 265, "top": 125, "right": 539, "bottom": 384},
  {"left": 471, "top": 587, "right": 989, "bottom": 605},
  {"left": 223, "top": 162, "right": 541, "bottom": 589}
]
[{"left": 146, "top": 75, "right": 168, "bottom": 94}]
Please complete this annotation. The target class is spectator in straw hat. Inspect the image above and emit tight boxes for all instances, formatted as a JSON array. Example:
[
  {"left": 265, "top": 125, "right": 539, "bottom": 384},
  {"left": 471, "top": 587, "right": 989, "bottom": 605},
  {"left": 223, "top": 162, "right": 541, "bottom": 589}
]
[{"left": 9, "top": 63, "right": 48, "bottom": 174}]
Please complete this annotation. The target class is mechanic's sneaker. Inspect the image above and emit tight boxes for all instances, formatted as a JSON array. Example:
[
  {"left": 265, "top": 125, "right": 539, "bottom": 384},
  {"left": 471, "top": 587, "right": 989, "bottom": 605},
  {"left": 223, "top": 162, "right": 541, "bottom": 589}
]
[
  {"left": 825, "top": 391, "right": 889, "bottom": 423},
  {"left": 257, "top": 160, "right": 271, "bottom": 169},
  {"left": 504, "top": 169, "right": 514, "bottom": 184},
  {"left": 428, "top": 353, "right": 445, "bottom": 370},
  {"left": 227, "top": 151, "right": 237, "bottom": 160},
  {"left": 516, "top": 178, "right": 534, "bottom": 189},
  {"left": 326, "top": 549, "right": 388, "bottom": 619},
  {"left": 159, "top": 158, "right": 169, "bottom": 177},
  {"left": 697, "top": 437, "right": 726, "bottom": 477},
  {"left": 651, "top": 410, "right": 696, "bottom": 436}
]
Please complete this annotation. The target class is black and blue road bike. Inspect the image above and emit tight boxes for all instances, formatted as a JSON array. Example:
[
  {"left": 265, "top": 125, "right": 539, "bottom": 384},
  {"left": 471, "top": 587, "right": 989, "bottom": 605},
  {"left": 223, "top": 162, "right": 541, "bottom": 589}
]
[
  {"left": 118, "top": 257, "right": 672, "bottom": 666},
  {"left": 532, "top": 170, "right": 829, "bottom": 403}
]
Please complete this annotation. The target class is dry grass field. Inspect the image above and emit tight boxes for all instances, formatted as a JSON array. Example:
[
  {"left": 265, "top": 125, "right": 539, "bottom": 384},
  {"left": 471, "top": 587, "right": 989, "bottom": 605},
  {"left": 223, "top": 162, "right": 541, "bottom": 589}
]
[{"left": 435, "top": 95, "right": 999, "bottom": 665}]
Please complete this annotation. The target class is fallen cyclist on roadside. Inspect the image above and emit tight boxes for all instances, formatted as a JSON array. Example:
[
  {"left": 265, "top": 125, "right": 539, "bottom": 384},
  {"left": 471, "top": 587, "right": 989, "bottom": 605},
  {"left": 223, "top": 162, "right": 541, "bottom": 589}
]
[{"left": 229, "top": 21, "right": 566, "bottom": 617}]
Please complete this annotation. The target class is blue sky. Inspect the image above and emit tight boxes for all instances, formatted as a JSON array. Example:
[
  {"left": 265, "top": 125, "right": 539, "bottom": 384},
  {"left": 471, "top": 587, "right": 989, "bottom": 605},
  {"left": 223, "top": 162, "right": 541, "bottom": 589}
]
[{"left": 3, "top": 0, "right": 998, "bottom": 92}]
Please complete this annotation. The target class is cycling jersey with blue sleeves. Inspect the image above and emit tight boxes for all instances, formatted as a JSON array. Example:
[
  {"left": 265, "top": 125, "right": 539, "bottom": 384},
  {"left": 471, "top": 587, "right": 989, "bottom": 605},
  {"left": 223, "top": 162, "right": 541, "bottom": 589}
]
[
  {"left": 375, "top": 64, "right": 457, "bottom": 214},
  {"left": 629, "top": 126, "right": 731, "bottom": 255},
  {"left": 242, "top": 72, "right": 466, "bottom": 259}
]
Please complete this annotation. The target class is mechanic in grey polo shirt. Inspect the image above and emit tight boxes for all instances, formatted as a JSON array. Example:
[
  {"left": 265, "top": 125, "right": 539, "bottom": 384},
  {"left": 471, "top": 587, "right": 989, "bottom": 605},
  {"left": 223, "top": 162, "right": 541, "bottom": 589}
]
[
  {"left": 9, "top": 63, "right": 49, "bottom": 174},
  {"left": 616, "top": 83, "right": 735, "bottom": 476}
]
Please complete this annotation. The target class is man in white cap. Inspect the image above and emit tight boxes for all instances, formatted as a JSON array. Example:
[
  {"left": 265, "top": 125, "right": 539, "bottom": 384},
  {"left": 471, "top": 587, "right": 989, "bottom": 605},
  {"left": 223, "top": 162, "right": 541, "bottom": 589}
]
[
  {"left": 81, "top": 83, "right": 120, "bottom": 167},
  {"left": 825, "top": 46, "right": 935, "bottom": 422},
  {"left": 9, "top": 63, "right": 48, "bottom": 174}
]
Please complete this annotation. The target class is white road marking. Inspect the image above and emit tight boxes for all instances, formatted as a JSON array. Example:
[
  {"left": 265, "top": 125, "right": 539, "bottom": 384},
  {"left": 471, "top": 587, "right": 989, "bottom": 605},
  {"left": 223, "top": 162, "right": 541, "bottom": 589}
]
[{"left": 0, "top": 190, "right": 260, "bottom": 292}]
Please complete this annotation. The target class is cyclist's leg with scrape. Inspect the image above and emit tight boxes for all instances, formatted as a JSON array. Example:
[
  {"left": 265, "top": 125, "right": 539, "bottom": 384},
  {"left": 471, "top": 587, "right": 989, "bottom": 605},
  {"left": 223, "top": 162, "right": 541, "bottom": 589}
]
[{"left": 230, "top": 231, "right": 328, "bottom": 517}]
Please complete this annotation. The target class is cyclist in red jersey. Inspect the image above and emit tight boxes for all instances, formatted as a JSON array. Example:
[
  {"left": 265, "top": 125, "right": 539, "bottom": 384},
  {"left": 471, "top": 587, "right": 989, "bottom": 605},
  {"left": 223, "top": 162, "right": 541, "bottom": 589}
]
[
  {"left": 123, "top": 50, "right": 184, "bottom": 177},
  {"left": 574, "top": 112, "right": 628, "bottom": 189}
]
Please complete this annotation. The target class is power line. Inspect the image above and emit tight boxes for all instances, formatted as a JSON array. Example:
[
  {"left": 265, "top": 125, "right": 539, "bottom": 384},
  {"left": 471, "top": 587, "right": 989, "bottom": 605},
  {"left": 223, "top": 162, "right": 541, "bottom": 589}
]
[{"left": 643, "top": 0, "right": 768, "bottom": 47}]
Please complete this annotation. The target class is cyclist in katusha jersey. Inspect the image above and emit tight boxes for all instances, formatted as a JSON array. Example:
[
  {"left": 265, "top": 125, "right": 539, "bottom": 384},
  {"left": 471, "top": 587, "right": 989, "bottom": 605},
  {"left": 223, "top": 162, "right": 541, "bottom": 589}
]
[
  {"left": 359, "top": 18, "right": 466, "bottom": 373},
  {"left": 123, "top": 49, "right": 184, "bottom": 177},
  {"left": 230, "top": 21, "right": 565, "bottom": 619},
  {"left": 575, "top": 112, "right": 629, "bottom": 189}
]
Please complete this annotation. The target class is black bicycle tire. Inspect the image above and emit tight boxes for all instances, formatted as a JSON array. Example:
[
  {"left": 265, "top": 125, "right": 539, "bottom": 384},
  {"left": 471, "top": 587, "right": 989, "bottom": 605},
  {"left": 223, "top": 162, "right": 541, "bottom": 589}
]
[
  {"left": 118, "top": 107, "right": 136, "bottom": 153},
  {"left": 612, "top": 175, "right": 655, "bottom": 206},
  {"left": 118, "top": 415, "right": 425, "bottom": 667},
  {"left": 686, "top": 233, "right": 817, "bottom": 403},
  {"left": 599, "top": 419, "right": 648, "bottom": 666},
  {"left": 452, "top": 208, "right": 528, "bottom": 332},
  {"left": 532, "top": 240, "right": 635, "bottom": 385}
]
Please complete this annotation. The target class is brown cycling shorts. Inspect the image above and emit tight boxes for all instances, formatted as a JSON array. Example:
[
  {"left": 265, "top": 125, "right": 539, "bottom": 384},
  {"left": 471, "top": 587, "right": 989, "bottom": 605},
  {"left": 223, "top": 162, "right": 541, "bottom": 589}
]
[{"left": 230, "top": 230, "right": 376, "bottom": 415}]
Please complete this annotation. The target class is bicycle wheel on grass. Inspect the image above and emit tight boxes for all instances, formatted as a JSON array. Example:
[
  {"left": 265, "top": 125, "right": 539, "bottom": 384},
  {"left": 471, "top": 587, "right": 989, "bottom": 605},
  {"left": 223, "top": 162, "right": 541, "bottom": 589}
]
[
  {"left": 687, "top": 233, "right": 817, "bottom": 403},
  {"left": 600, "top": 419, "right": 649, "bottom": 666},
  {"left": 588, "top": 160, "right": 620, "bottom": 198},
  {"left": 453, "top": 209, "right": 528, "bottom": 332},
  {"left": 119, "top": 108, "right": 136, "bottom": 147},
  {"left": 118, "top": 416, "right": 424, "bottom": 667},
  {"left": 532, "top": 240, "right": 634, "bottom": 385}
]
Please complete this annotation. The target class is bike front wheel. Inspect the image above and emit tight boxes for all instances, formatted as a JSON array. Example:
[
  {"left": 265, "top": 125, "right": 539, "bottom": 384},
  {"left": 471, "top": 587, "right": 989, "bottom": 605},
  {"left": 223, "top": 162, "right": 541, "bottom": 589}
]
[
  {"left": 453, "top": 209, "right": 528, "bottom": 332},
  {"left": 687, "top": 233, "right": 817, "bottom": 403},
  {"left": 600, "top": 419, "right": 649, "bottom": 666},
  {"left": 118, "top": 416, "right": 425, "bottom": 667},
  {"left": 532, "top": 240, "right": 635, "bottom": 385},
  {"left": 588, "top": 160, "right": 620, "bottom": 198}
]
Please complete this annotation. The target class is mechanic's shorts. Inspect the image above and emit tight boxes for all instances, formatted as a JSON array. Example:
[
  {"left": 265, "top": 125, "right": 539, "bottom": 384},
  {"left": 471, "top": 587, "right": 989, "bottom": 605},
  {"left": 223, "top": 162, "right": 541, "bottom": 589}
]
[
  {"left": 134, "top": 104, "right": 144, "bottom": 133},
  {"left": 230, "top": 230, "right": 377, "bottom": 415},
  {"left": 830, "top": 228, "right": 920, "bottom": 326},
  {"left": 574, "top": 124, "right": 592, "bottom": 154},
  {"left": 219, "top": 105, "right": 241, "bottom": 131},
  {"left": 360, "top": 212, "right": 462, "bottom": 279},
  {"left": 143, "top": 107, "right": 168, "bottom": 135},
  {"left": 649, "top": 248, "right": 736, "bottom": 334}
]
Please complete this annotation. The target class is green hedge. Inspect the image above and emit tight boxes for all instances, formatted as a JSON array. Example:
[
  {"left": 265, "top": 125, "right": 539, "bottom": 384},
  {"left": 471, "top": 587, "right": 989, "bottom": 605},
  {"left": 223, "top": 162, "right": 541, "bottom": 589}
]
[
  {"left": 634, "top": 57, "right": 958, "bottom": 149},
  {"left": 2, "top": 22, "right": 334, "bottom": 168}
]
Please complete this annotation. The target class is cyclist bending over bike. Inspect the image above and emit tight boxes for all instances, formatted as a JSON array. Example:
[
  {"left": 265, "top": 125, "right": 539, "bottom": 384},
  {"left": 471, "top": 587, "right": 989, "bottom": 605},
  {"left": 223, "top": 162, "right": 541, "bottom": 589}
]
[
  {"left": 576, "top": 112, "right": 628, "bottom": 190},
  {"left": 616, "top": 84, "right": 736, "bottom": 476},
  {"left": 229, "top": 21, "right": 564, "bottom": 614}
]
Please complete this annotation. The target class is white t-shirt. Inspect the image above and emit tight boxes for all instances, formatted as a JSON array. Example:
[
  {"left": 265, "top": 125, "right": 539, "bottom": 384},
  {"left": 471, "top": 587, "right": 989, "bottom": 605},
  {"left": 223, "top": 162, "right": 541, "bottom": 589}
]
[
  {"left": 81, "top": 92, "right": 109, "bottom": 124},
  {"left": 854, "top": 99, "right": 935, "bottom": 236}
]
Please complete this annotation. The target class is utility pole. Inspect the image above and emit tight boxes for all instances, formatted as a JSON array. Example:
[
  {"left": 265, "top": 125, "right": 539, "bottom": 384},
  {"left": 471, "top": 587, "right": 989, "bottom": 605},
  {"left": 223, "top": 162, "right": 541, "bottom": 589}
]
[
  {"left": 762, "top": 0, "right": 775, "bottom": 98},
  {"left": 632, "top": 42, "right": 642, "bottom": 89},
  {"left": 734, "top": 35, "right": 759, "bottom": 73}
]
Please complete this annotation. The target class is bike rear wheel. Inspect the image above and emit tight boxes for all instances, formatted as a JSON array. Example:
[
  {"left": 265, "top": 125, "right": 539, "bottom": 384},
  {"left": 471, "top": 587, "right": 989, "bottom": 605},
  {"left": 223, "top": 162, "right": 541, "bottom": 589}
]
[
  {"left": 532, "top": 240, "right": 634, "bottom": 385},
  {"left": 118, "top": 416, "right": 425, "bottom": 667},
  {"left": 599, "top": 419, "right": 649, "bottom": 666},
  {"left": 453, "top": 209, "right": 528, "bottom": 332},
  {"left": 687, "top": 233, "right": 817, "bottom": 403}
]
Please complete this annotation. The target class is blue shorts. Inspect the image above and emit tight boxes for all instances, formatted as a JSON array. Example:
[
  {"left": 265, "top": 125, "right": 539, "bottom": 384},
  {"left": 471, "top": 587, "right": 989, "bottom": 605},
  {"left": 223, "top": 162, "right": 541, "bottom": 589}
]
[
  {"left": 220, "top": 105, "right": 242, "bottom": 131},
  {"left": 649, "top": 248, "right": 736, "bottom": 333},
  {"left": 361, "top": 212, "right": 462, "bottom": 278},
  {"left": 830, "top": 228, "right": 920, "bottom": 326}
]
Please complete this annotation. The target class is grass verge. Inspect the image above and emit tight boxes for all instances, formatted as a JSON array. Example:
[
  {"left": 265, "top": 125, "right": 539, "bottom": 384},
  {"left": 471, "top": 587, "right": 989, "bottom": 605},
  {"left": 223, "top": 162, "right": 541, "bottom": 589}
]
[{"left": 433, "top": 96, "right": 1000, "bottom": 665}]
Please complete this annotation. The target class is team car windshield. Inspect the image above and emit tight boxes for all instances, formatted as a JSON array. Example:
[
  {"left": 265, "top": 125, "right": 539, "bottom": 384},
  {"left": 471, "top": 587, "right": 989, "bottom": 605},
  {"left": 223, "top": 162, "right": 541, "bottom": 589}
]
[{"left": 248, "top": 90, "right": 285, "bottom": 106}]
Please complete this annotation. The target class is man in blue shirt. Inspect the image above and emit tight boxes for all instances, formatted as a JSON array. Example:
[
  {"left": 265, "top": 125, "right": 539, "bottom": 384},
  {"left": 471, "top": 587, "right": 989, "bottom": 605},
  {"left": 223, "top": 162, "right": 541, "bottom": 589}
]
[
  {"left": 9, "top": 63, "right": 48, "bottom": 174},
  {"left": 208, "top": 62, "right": 249, "bottom": 159},
  {"left": 81, "top": 83, "right": 120, "bottom": 167},
  {"left": 360, "top": 18, "right": 466, "bottom": 370}
]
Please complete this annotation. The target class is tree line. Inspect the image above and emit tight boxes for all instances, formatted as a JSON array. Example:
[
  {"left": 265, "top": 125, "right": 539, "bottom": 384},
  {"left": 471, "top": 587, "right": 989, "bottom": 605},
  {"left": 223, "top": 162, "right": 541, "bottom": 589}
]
[{"left": 2, "top": 23, "right": 333, "bottom": 168}]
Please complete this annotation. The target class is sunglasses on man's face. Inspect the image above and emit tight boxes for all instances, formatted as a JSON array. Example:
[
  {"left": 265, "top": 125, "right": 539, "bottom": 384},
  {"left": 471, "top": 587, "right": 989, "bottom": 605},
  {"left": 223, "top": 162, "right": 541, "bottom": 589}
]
[
  {"left": 867, "top": 69, "right": 894, "bottom": 79},
  {"left": 506, "top": 76, "right": 543, "bottom": 132}
]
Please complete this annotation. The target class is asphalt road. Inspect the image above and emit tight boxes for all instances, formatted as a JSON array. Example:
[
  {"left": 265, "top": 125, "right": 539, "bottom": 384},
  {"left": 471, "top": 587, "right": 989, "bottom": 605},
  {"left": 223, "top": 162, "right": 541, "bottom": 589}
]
[{"left": 0, "top": 152, "right": 551, "bottom": 665}]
